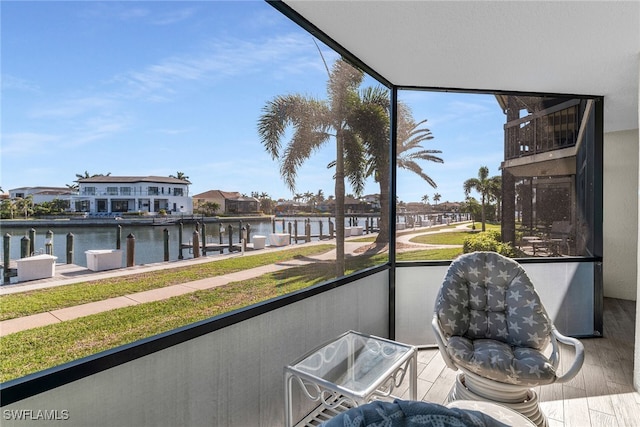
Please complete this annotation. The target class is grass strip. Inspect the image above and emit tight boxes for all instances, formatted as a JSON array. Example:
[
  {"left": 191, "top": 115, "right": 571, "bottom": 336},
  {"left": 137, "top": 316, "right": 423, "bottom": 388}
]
[
  {"left": 0, "top": 252, "right": 385, "bottom": 382},
  {"left": 0, "top": 245, "right": 334, "bottom": 321},
  {"left": 408, "top": 223, "right": 500, "bottom": 245},
  {"left": 397, "top": 247, "right": 463, "bottom": 261},
  {"left": 409, "top": 232, "right": 471, "bottom": 245}
]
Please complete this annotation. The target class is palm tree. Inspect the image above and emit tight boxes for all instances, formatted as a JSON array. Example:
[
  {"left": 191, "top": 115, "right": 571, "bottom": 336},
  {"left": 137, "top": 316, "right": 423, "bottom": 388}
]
[
  {"left": 169, "top": 171, "right": 190, "bottom": 181},
  {"left": 490, "top": 179, "right": 502, "bottom": 222},
  {"left": 421, "top": 194, "right": 430, "bottom": 215},
  {"left": 75, "top": 171, "right": 111, "bottom": 182},
  {"left": 396, "top": 107, "right": 444, "bottom": 190},
  {"left": 258, "top": 58, "right": 364, "bottom": 276},
  {"left": 463, "top": 166, "right": 500, "bottom": 231},
  {"left": 15, "top": 196, "right": 33, "bottom": 219},
  {"left": 433, "top": 193, "right": 441, "bottom": 207},
  {"left": 353, "top": 90, "right": 443, "bottom": 242}
]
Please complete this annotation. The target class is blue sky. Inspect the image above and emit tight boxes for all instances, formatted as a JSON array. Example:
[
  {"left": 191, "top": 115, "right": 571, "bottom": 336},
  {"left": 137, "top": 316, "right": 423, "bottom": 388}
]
[{"left": 1, "top": 1, "right": 505, "bottom": 204}]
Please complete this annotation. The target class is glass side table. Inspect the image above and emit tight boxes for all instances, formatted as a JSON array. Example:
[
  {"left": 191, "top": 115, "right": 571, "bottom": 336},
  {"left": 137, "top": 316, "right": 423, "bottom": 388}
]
[{"left": 284, "top": 330, "right": 417, "bottom": 427}]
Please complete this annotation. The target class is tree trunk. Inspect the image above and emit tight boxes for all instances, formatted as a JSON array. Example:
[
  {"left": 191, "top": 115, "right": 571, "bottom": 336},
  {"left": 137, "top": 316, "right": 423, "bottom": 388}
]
[
  {"left": 481, "top": 194, "right": 487, "bottom": 232},
  {"left": 375, "top": 173, "right": 390, "bottom": 244}
]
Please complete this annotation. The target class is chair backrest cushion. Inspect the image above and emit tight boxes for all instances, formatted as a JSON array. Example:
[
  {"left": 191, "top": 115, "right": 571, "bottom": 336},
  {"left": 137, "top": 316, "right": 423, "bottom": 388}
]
[{"left": 435, "top": 251, "right": 551, "bottom": 350}]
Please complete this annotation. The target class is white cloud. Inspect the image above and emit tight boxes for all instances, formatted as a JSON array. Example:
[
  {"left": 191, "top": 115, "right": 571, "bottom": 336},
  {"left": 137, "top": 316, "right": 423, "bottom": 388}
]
[
  {"left": 111, "top": 33, "right": 323, "bottom": 100},
  {"left": 1, "top": 74, "right": 40, "bottom": 93}
]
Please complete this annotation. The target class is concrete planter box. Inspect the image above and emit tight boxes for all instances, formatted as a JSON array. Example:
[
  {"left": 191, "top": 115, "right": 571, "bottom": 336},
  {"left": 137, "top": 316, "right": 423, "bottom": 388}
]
[
  {"left": 252, "top": 235, "right": 266, "bottom": 250},
  {"left": 351, "top": 226, "right": 364, "bottom": 236},
  {"left": 269, "top": 233, "right": 290, "bottom": 247},
  {"left": 16, "top": 254, "right": 57, "bottom": 282},
  {"left": 396, "top": 223, "right": 406, "bottom": 230},
  {"left": 344, "top": 227, "right": 352, "bottom": 237},
  {"left": 85, "top": 249, "right": 123, "bottom": 271}
]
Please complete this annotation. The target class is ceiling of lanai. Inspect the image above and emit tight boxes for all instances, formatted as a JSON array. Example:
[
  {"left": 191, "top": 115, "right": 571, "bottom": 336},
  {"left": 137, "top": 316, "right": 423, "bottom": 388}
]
[{"left": 282, "top": 1, "right": 639, "bottom": 133}]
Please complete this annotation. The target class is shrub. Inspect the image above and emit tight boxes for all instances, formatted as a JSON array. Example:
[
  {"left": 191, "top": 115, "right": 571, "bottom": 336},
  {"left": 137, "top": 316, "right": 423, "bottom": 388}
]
[{"left": 463, "top": 230, "right": 516, "bottom": 257}]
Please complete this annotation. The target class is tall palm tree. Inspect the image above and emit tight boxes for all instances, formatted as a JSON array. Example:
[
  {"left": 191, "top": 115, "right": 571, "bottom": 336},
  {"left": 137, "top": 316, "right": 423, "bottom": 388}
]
[
  {"left": 258, "top": 58, "right": 364, "bottom": 276},
  {"left": 463, "top": 166, "right": 500, "bottom": 231},
  {"left": 433, "top": 193, "right": 441, "bottom": 207},
  {"left": 490, "top": 179, "right": 502, "bottom": 222},
  {"left": 353, "top": 90, "right": 443, "bottom": 242}
]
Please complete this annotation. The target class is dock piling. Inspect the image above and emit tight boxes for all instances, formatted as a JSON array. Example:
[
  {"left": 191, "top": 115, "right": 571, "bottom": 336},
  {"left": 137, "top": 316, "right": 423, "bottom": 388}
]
[
  {"left": 219, "top": 223, "right": 224, "bottom": 254},
  {"left": 116, "top": 225, "right": 122, "bottom": 250},
  {"left": 192, "top": 231, "right": 200, "bottom": 258},
  {"left": 45, "top": 230, "right": 54, "bottom": 255},
  {"left": 201, "top": 223, "right": 207, "bottom": 255},
  {"left": 163, "top": 228, "right": 170, "bottom": 262},
  {"left": 3, "top": 233, "right": 11, "bottom": 283},
  {"left": 21, "top": 236, "right": 30, "bottom": 258},
  {"left": 126, "top": 233, "right": 136, "bottom": 266},
  {"left": 66, "top": 233, "right": 74, "bottom": 264},
  {"left": 28, "top": 228, "right": 36, "bottom": 256},
  {"left": 178, "top": 222, "right": 184, "bottom": 260}
]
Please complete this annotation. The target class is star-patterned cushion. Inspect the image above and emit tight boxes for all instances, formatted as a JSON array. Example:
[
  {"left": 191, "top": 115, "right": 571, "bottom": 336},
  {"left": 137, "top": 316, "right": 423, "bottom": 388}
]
[
  {"left": 446, "top": 337, "right": 556, "bottom": 386},
  {"left": 434, "top": 251, "right": 555, "bottom": 385}
]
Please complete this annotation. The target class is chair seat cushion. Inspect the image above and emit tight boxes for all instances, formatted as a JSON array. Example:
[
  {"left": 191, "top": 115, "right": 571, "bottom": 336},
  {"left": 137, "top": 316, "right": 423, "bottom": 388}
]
[{"left": 447, "top": 337, "right": 556, "bottom": 386}]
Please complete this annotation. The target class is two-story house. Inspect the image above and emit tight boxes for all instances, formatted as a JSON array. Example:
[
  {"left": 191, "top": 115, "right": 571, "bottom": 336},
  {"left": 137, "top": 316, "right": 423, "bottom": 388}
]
[
  {"left": 74, "top": 176, "right": 192, "bottom": 215},
  {"left": 8, "top": 186, "right": 76, "bottom": 205}
]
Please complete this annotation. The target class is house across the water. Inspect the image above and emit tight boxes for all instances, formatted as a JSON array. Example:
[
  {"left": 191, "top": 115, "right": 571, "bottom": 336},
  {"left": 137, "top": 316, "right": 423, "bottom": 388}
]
[{"left": 74, "top": 176, "right": 192, "bottom": 215}]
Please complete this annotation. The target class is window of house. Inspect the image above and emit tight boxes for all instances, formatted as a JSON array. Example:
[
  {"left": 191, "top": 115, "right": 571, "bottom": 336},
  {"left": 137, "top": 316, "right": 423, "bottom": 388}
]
[
  {"left": 120, "top": 187, "right": 131, "bottom": 196},
  {"left": 173, "top": 188, "right": 184, "bottom": 197},
  {"left": 148, "top": 186, "right": 159, "bottom": 196},
  {"left": 83, "top": 187, "right": 96, "bottom": 196},
  {"left": 106, "top": 187, "right": 118, "bottom": 195}
]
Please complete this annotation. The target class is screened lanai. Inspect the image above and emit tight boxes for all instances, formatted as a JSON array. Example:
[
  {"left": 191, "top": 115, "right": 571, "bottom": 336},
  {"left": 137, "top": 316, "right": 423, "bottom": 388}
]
[{"left": 1, "top": 1, "right": 638, "bottom": 426}]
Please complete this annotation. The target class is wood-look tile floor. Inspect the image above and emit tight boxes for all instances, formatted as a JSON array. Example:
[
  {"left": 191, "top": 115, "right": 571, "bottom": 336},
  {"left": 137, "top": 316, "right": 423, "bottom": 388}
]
[{"left": 404, "top": 298, "right": 640, "bottom": 426}]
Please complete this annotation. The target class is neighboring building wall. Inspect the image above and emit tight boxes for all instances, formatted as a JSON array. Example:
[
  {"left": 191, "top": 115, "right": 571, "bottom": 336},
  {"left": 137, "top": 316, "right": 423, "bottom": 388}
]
[
  {"left": 192, "top": 191, "right": 240, "bottom": 214},
  {"left": 77, "top": 179, "right": 192, "bottom": 214},
  {"left": 603, "top": 129, "right": 639, "bottom": 301}
]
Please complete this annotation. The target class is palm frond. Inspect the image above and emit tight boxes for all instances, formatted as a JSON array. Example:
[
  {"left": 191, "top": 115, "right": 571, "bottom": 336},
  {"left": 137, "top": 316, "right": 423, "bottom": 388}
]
[{"left": 400, "top": 160, "right": 438, "bottom": 188}]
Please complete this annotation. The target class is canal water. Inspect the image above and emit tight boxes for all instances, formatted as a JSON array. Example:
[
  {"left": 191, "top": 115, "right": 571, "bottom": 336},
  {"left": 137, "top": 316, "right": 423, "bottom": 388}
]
[{"left": 1, "top": 216, "right": 375, "bottom": 268}]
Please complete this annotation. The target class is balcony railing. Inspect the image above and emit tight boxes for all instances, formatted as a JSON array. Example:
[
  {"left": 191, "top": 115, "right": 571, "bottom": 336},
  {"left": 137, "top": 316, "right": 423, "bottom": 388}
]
[{"left": 505, "top": 99, "right": 580, "bottom": 160}]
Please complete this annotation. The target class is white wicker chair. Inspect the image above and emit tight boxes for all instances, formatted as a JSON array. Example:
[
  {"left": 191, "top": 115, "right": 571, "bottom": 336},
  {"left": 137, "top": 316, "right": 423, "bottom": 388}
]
[{"left": 432, "top": 252, "right": 584, "bottom": 427}]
